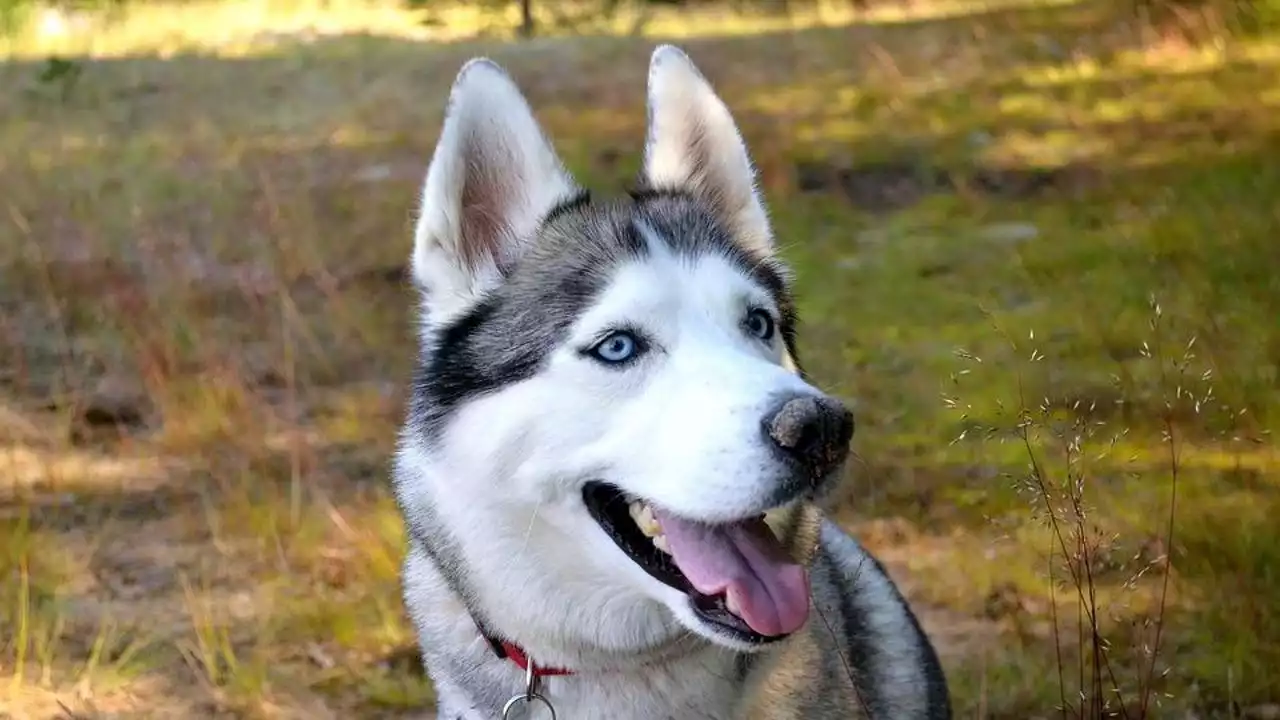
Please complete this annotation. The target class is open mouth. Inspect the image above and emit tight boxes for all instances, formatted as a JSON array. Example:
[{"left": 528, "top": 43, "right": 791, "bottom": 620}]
[{"left": 582, "top": 481, "right": 810, "bottom": 645}]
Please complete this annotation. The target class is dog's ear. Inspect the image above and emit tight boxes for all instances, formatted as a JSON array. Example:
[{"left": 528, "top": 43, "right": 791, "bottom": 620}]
[
  {"left": 642, "top": 45, "right": 773, "bottom": 256},
  {"left": 413, "top": 58, "right": 578, "bottom": 315}
]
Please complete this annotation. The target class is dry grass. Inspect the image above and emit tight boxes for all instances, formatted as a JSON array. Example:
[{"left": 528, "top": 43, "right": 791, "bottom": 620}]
[{"left": 2, "top": 0, "right": 1278, "bottom": 716}]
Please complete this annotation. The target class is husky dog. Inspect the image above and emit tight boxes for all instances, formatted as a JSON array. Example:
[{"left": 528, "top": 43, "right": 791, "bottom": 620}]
[{"left": 393, "top": 45, "right": 951, "bottom": 719}]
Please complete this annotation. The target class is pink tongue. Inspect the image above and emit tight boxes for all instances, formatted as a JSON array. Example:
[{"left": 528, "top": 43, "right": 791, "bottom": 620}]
[{"left": 652, "top": 510, "right": 810, "bottom": 637}]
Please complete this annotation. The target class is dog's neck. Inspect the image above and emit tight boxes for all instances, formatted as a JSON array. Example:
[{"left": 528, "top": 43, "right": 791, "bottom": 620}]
[
  {"left": 467, "top": 603, "right": 716, "bottom": 680},
  {"left": 440, "top": 533, "right": 717, "bottom": 678},
  {"left": 401, "top": 459, "right": 715, "bottom": 673},
  {"left": 400, "top": 519, "right": 766, "bottom": 719}
]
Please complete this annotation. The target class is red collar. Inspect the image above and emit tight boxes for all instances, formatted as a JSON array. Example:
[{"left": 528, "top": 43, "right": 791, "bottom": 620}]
[
  {"left": 480, "top": 626, "right": 574, "bottom": 677},
  {"left": 492, "top": 638, "right": 574, "bottom": 677}
]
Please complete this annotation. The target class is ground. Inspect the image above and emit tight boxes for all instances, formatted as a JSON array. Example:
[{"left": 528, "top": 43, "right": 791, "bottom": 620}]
[{"left": 1, "top": 0, "right": 1278, "bottom": 717}]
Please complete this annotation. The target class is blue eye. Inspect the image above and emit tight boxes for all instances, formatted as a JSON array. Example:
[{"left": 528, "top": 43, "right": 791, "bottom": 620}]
[
  {"left": 746, "top": 309, "right": 775, "bottom": 341},
  {"left": 590, "top": 331, "right": 640, "bottom": 365}
]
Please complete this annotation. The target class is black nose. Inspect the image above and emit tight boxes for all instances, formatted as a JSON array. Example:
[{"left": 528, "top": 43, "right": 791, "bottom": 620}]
[{"left": 762, "top": 394, "right": 855, "bottom": 481}]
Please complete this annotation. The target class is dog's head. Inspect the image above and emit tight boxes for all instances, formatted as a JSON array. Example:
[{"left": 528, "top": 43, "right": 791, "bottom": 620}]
[{"left": 403, "top": 46, "right": 853, "bottom": 652}]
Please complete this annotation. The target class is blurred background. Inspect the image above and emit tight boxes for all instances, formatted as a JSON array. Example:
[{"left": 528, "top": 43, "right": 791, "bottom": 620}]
[{"left": 1, "top": 0, "right": 1277, "bottom": 717}]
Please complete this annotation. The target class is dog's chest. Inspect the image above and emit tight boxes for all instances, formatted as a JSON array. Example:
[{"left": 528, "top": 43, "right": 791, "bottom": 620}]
[
  {"left": 565, "top": 668, "right": 742, "bottom": 718},
  {"left": 442, "top": 668, "right": 745, "bottom": 720},
  {"left": 427, "top": 640, "right": 750, "bottom": 720}
]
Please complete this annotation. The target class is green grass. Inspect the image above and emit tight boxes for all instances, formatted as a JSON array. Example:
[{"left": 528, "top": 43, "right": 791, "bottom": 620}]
[{"left": 2, "top": 0, "right": 1278, "bottom": 716}]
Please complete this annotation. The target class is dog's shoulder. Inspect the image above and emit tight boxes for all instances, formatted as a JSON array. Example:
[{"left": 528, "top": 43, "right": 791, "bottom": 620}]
[
  {"left": 736, "top": 519, "right": 949, "bottom": 718},
  {"left": 784, "top": 520, "right": 951, "bottom": 718}
]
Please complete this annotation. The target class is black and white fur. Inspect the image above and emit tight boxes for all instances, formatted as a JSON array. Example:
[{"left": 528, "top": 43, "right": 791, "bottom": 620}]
[{"left": 394, "top": 45, "right": 951, "bottom": 719}]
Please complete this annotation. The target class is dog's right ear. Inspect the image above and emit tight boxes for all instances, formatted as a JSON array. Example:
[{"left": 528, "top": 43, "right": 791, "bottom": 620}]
[{"left": 412, "top": 59, "right": 577, "bottom": 317}]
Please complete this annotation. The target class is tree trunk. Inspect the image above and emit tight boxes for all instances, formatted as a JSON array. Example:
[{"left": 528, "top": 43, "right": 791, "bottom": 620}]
[{"left": 518, "top": 0, "right": 535, "bottom": 37}]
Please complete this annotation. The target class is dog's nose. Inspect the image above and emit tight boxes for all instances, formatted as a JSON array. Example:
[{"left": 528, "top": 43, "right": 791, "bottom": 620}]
[{"left": 762, "top": 394, "right": 855, "bottom": 480}]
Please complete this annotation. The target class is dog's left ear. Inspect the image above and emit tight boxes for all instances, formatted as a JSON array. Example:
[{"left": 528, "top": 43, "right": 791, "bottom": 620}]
[{"left": 642, "top": 45, "right": 773, "bottom": 256}]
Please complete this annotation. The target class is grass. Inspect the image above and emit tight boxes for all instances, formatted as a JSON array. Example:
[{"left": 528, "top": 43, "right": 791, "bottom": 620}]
[{"left": 1, "top": 0, "right": 1278, "bottom": 716}]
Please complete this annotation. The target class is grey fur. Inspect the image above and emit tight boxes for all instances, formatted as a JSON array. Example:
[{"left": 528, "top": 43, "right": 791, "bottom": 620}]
[{"left": 410, "top": 191, "right": 796, "bottom": 444}]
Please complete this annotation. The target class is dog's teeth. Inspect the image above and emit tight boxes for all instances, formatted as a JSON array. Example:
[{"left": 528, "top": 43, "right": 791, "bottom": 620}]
[
  {"left": 724, "top": 592, "right": 742, "bottom": 618},
  {"left": 628, "top": 501, "right": 663, "bottom": 539},
  {"left": 652, "top": 534, "right": 671, "bottom": 555}
]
